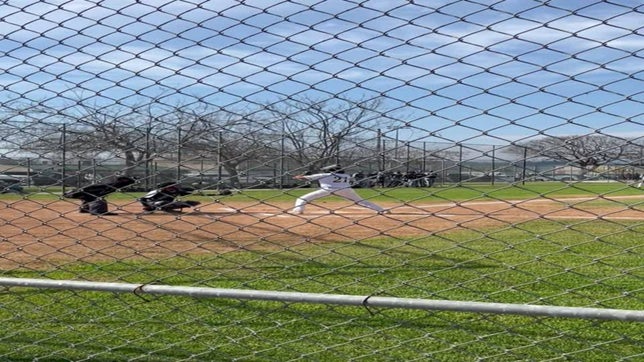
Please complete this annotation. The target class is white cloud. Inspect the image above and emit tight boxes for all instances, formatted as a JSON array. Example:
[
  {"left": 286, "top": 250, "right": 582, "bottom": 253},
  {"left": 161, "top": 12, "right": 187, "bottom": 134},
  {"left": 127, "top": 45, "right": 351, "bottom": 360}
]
[{"left": 0, "top": 0, "right": 641, "bottom": 137}]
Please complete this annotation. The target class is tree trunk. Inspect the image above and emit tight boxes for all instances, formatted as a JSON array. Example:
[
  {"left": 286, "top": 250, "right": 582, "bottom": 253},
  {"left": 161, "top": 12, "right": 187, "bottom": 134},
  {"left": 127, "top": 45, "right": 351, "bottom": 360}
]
[{"left": 223, "top": 163, "right": 241, "bottom": 188}]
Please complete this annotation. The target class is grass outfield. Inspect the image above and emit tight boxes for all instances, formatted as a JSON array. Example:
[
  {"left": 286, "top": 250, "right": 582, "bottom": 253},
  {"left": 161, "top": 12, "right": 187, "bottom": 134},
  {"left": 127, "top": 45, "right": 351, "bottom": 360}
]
[
  {"left": 11, "top": 181, "right": 644, "bottom": 203},
  {"left": 236, "top": 182, "right": 644, "bottom": 206},
  {"left": 0, "top": 182, "right": 642, "bottom": 360}
]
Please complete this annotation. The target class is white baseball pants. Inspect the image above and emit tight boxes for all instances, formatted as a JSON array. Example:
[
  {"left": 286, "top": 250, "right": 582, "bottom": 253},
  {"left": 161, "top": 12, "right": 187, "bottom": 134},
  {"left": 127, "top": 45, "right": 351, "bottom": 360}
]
[{"left": 291, "top": 188, "right": 385, "bottom": 214}]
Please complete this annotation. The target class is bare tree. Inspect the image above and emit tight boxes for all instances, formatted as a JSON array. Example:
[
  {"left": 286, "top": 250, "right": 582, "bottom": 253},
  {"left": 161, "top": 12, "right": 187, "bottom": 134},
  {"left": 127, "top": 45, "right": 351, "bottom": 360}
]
[
  {"left": 623, "top": 138, "right": 643, "bottom": 166},
  {"left": 520, "top": 134, "right": 631, "bottom": 176},
  {"left": 265, "top": 96, "right": 391, "bottom": 171},
  {"left": 6, "top": 97, "right": 278, "bottom": 187},
  {"left": 184, "top": 109, "right": 271, "bottom": 188},
  {"left": 6, "top": 98, "right": 199, "bottom": 179}
]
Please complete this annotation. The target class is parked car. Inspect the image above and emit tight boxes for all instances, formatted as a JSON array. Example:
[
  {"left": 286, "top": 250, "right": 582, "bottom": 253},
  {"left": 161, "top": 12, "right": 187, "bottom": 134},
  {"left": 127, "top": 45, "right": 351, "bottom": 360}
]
[
  {"left": 0, "top": 176, "right": 25, "bottom": 194},
  {"left": 526, "top": 174, "right": 549, "bottom": 181},
  {"left": 552, "top": 175, "right": 580, "bottom": 182}
]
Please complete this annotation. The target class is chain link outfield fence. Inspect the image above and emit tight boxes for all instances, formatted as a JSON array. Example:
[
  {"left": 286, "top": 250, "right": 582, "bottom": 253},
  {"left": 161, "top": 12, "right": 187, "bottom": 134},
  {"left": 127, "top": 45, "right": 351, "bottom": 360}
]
[{"left": 1, "top": 0, "right": 643, "bottom": 360}]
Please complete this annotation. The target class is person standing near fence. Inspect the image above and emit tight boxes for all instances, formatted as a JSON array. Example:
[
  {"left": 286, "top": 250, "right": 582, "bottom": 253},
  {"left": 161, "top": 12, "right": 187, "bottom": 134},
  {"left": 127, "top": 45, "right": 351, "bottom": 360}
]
[{"left": 290, "top": 165, "right": 389, "bottom": 215}]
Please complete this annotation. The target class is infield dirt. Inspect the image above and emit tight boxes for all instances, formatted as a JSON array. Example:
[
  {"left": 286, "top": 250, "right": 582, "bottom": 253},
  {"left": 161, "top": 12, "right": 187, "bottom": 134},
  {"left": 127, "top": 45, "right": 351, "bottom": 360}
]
[{"left": 1, "top": 196, "right": 642, "bottom": 269}]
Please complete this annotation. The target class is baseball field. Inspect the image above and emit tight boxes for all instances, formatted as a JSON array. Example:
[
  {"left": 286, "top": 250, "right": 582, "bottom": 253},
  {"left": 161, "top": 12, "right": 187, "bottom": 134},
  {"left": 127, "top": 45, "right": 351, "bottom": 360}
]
[{"left": 1, "top": 182, "right": 642, "bottom": 360}]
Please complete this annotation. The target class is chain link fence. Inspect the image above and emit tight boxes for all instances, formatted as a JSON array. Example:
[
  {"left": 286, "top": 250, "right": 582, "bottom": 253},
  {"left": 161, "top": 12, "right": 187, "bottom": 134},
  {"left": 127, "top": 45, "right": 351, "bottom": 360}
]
[{"left": 1, "top": 0, "right": 642, "bottom": 360}]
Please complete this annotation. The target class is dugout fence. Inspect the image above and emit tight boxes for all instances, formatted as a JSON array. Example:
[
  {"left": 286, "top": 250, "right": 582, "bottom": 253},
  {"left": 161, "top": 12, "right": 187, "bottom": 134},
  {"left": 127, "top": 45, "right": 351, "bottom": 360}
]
[
  {"left": 4, "top": 130, "right": 639, "bottom": 190},
  {"left": 0, "top": 1, "right": 642, "bottom": 361}
]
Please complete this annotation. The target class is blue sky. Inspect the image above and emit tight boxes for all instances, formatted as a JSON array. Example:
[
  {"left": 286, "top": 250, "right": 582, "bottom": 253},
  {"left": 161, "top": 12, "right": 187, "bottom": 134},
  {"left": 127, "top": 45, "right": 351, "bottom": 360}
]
[{"left": 0, "top": 0, "right": 642, "bottom": 145}]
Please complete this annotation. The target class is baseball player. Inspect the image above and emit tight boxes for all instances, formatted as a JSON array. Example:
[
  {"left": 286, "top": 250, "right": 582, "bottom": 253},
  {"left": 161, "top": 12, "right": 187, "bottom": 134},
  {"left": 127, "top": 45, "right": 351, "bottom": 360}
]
[
  {"left": 290, "top": 164, "right": 388, "bottom": 214},
  {"left": 139, "top": 182, "right": 201, "bottom": 213},
  {"left": 64, "top": 176, "right": 136, "bottom": 215}
]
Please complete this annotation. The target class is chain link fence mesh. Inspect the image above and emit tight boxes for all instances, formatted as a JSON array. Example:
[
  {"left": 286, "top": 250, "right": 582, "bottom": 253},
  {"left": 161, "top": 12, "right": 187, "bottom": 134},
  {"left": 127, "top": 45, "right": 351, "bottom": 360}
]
[{"left": 1, "top": 0, "right": 643, "bottom": 360}]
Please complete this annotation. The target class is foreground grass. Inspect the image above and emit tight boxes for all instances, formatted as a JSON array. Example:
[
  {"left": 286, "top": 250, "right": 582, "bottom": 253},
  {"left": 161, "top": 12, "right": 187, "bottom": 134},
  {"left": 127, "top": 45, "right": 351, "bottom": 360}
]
[{"left": 1, "top": 219, "right": 642, "bottom": 361}]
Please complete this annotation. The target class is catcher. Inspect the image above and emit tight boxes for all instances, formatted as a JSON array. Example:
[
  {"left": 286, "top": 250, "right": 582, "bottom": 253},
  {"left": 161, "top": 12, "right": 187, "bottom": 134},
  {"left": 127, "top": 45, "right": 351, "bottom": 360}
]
[
  {"left": 139, "top": 182, "right": 201, "bottom": 213},
  {"left": 64, "top": 176, "right": 136, "bottom": 215}
]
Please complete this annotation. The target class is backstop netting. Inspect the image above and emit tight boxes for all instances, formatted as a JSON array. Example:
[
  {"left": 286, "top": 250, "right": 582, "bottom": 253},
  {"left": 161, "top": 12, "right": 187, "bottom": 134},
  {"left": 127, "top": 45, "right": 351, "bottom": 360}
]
[{"left": 0, "top": 1, "right": 642, "bottom": 360}]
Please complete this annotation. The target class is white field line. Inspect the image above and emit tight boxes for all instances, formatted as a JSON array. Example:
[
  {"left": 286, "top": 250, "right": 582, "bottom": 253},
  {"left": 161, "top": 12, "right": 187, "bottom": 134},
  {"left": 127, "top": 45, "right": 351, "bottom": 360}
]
[
  {"left": 412, "top": 195, "right": 644, "bottom": 209},
  {"left": 204, "top": 209, "right": 642, "bottom": 221}
]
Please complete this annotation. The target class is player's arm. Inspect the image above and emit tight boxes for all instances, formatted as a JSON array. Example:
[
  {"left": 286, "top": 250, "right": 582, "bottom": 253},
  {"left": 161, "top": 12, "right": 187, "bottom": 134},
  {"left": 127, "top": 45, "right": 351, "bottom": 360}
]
[{"left": 293, "top": 173, "right": 325, "bottom": 181}]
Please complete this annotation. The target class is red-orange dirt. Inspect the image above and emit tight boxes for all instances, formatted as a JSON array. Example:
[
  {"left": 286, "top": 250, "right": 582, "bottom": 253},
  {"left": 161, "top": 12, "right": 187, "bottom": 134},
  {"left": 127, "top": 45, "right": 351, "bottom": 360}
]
[{"left": 1, "top": 196, "right": 641, "bottom": 269}]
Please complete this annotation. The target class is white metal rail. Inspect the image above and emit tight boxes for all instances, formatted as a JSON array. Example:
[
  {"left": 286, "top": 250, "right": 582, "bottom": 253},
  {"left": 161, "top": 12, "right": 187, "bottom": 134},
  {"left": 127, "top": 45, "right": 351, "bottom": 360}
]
[{"left": 1, "top": 277, "right": 642, "bottom": 322}]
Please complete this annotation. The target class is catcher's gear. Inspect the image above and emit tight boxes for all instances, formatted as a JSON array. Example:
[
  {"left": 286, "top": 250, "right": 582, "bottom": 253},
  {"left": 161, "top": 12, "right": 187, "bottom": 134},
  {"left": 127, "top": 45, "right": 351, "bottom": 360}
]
[
  {"left": 64, "top": 176, "right": 136, "bottom": 201},
  {"left": 64, "top": 176, "right": 135, "bottom": 215},
  {"left": 139, "top": 182, "right": 201, "bottom": 212},
  {"left": 79, "top": 199, "right": 110, "bottom": 215}
]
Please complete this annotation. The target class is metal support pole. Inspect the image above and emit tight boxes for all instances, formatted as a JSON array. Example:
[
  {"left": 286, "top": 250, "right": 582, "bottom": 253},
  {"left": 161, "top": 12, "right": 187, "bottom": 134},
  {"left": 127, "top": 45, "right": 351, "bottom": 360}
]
[
  {"left": 422, "top": 142, "right": 426, "bottom": 172},
  {"left": 458, "top": 144, "right": 463, "bottom": 183},
  {"left": 1, "top": 277, "right": 642, "bottom": 322},
  {"left": 280, "top": 126, "right": 285, "bottom": 189},
  {"left": 334, "top": 133, "right": 341, "bottom": 165},
  {"left": 61, "top": 124, "right": 66, "bottom": 194},
  {"left": 92, "top": 159, "right": 97, "bottom": 184},
  {"left": 200, "top": 156, "right": 205, "bottom": 189},
  {"left": 176, "top": 126, "right": 182, "bottom": 184},
  {"left": 522, "top": 147, "right": 528, "bottom": 185},
  {"left": 394, "top": 129, "right": 399, "bottom": 162},
  {"left": 217, "top": 130, "right": 223, "bottom": 189},
  {"left": 492, "top": 145, "right": 496, "bottom": 186},
  {"left": 77, "top": 160, "right": 82, "bottom": 188},
  {"left": 27, "top": 158, "right": 32, "bottom": 187},
  {"left": 376, "top": 129, "right": 382, "bottom": 171},
  {"left": 145, "top": 124, "right": 151, "bottom": 190}
]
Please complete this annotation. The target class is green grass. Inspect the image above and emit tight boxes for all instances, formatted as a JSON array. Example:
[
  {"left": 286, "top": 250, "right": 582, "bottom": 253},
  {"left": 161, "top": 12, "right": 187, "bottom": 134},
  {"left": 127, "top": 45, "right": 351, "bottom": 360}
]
[
  {"left": 233, "top": 181, "right": 644, "bottom": 203},
  {"left": 1, "top": 217, "right": 643, "bottom": 361},
  {"left": 7, "top": 181, "right": 643, "bottom": 204},
  {"left": 1, "top": 182, "right": 642, "bottom": 360}
]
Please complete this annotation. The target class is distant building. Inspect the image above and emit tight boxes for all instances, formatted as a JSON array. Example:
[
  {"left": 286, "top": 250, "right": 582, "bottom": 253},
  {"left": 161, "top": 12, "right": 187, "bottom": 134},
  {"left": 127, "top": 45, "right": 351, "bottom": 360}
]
[{"left": 0, "top": 163, "right": 32, "bottom": 180}]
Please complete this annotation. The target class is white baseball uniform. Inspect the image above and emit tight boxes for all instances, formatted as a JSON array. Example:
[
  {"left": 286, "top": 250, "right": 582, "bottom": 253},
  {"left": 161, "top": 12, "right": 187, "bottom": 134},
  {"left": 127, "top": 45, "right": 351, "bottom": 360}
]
[{"left": 291, "top": 172, "right": 385, "bottom": 214}]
